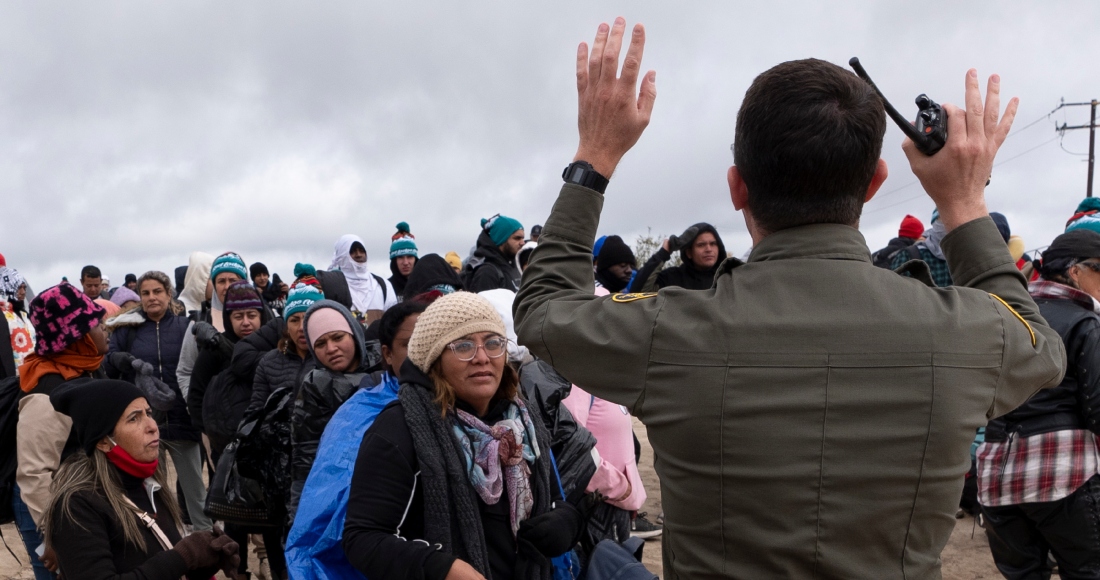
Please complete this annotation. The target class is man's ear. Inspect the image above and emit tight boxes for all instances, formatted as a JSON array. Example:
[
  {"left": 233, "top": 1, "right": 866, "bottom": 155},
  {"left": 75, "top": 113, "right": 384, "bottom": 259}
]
[
  {"left": 864, "top": 159, "right": 889, "bottom": 203},
  {"left": 729, "top": 166, "right": 749, "bottom": 211}
]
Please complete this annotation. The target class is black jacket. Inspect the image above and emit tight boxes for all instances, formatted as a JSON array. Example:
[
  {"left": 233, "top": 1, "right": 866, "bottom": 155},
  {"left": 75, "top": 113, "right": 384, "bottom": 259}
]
[
  {"left": 344, "top": 374, "right": 525, "bottom": 580},
  {"left": 244, "top": 342, "right": 313, "bottom": 420},
  {"left": 629, "top": 223, "right": 728, "bottom": 292},
  {"left": 189, "top": 306, "right": 273, "bottom": 451},
  {"left": 465, "top": 230, "right": 522, "bottom": 293},
  {"left": 51, "top": 467, "right": 217, "bottom": 580},
  {"left": 986, "top": 297, "right": 1100, "bottom": 441},
  {"left": 106, "top": 309, "right": 198, "bottom": 442},
  {"left": 389, "top": 256, "right": 418, "bottom": 298}
]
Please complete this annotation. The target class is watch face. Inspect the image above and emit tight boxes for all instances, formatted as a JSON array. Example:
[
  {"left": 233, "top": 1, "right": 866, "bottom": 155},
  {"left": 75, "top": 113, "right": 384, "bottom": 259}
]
[{"left": 568, "top": 166, "right": 586, "bottom": 183}]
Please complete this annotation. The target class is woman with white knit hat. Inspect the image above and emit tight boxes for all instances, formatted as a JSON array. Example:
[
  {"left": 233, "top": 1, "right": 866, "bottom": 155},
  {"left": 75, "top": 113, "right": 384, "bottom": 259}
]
[{"left": 343, "top": 291, "right": 585, "bottom": 580}]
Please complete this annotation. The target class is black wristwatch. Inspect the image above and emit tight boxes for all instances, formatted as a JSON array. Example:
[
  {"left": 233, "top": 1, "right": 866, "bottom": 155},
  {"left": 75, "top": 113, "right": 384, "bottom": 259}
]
[{"left": 562, "top": 160, "right": 609, "bottom": 194}]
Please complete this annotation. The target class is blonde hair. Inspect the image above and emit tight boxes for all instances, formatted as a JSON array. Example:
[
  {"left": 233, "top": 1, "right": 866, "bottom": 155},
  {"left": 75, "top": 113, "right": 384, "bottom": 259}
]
[
  {"left": 43, "top": 449, "right": 180, "bottom": 552},
  {"left": 429, "top": 361, "right": 519, "bottom": 417}
]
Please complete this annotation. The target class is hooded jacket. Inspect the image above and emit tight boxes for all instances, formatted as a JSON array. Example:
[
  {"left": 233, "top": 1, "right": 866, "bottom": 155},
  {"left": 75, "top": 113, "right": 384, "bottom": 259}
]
[
  {"left": 630, "top": 223, "right": 728, "bottom": 292},
  {"left": 872, "top": 236, "right": 919, "bottom": 269},
  {"left": 389, "top": 256, "right": 418, "bottom": 298},
  {"left": 403, "top": 253, "right": 464, "bottom": 300},
  {"left": 178, "top": 252, "right": 214, "bottom": 316},
  {"left": 465, "top": 230, "right": 523, "bottom": 293},
  {"left": 188, "top": 301, "right": 273, "bottom": 451},
  {"left": 289, "top": 300, "right": 382, "bottom": 518},
  {"left": 104, "top": 305, "right": 197, "bottom": 442},
  {"left": 328, "top": 234, "right": 397, "bottom": 316}
]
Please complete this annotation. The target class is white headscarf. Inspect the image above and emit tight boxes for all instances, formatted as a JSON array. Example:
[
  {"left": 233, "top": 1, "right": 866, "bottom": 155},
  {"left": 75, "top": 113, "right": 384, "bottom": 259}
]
[
  {"left": 179, "top": 251, "right": 214, "bottom": 314},
  {"left": 329, "top": 234, "right": 383, "bottom": 313}
]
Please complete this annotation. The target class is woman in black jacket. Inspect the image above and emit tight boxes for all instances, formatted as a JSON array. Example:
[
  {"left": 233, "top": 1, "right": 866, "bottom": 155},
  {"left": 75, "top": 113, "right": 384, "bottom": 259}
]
[
  {"left": 44, "top": 379, "right": 240, "bottom": 580},
  {"left": 978, "top": 229, "right": 1100, "bottom": 578},
  {"left": 343, "top": 292, "right": 583, "bottom": 580},
  {"left": 102, "top": 271, "right": 210, "bottom": 533}
]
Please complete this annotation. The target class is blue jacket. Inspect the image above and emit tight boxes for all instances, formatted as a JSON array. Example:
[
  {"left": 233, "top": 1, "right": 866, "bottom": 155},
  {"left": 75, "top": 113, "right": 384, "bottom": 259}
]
[{"left": 285, "top": 372, "right": 400, "bottom": 580}]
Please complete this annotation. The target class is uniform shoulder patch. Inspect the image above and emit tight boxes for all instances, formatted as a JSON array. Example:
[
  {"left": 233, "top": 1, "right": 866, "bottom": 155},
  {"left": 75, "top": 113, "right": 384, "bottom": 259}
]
[
  {"left": 989, "top": 294, "right": 1036, "bottom": 347},
  {"left": 611, "top": 292, "right": 658, "bottom": 303}
]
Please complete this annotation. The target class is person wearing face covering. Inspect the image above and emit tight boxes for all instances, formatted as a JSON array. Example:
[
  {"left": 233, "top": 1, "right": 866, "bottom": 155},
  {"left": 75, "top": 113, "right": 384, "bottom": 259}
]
[
  {"left": 44, "top": 379, "right": 241, "bottom": 580},
  {"left": 0, "top": 266, "right": 34, "bottom": 379},
  {"left": 329, "top": 234, "right": 397, "bottom": 323}
]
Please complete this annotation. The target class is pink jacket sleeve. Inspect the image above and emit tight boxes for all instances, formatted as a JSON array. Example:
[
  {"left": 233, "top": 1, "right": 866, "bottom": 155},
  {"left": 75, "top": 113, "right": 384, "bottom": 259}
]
[{"left": 562, "top": 385, "right": 646, "bottom": 511}]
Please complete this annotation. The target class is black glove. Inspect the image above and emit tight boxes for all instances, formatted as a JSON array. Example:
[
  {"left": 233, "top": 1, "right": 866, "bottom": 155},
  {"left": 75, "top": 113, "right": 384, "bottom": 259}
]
[
  {"left": 517, "top": 501, "right": 584, "bottom": 558},
  {"left": 132, "top": 360, "right": 177, "bottom": 411},
  {"left": 173, "top": 530, "right": 220, "bottom": 570},
  {"left": 108, "top": 351, "right": 136, "bottom": 373},
  {"left": 192, "top": 322, "right": 220, "bottom": 349},
  {"left": 668, "top": 226, "right": 700, "bottom": 253}
]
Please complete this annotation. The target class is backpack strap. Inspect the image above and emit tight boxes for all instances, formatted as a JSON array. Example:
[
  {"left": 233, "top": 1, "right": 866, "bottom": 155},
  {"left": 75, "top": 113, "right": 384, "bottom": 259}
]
[
  {"left": 906, "top": 244, "right": 923, "bottom": 261},
  {"left": 372, "top": 274, "right": 388, "bottom": 302}
]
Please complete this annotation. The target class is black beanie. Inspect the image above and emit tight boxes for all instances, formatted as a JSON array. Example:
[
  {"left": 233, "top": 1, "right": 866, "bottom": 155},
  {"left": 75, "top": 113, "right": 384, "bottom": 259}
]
[
  {"left": 50, "top": 379, "right": 146, "bottom": 456},
  {"left": 1043, "top": 229, "right": 1100, "bottom": 265},
  {"left": 124, "top": 273, "right": 137, "bottom": 284},
  {"left": 250, "top": 262, "right": 269, "bottom": 279},
  {"left": 596, "top": 235, "right": 636, "bottom": 270}
]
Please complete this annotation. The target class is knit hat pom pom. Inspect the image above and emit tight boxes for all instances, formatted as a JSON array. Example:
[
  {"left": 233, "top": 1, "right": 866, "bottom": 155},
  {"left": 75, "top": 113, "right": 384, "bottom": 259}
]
[
  {"left": 396, "top": 221, "right": 410, "bottom": 233},
  {"left": 294, "top": 263, "right": 317, "bottom": 278}
]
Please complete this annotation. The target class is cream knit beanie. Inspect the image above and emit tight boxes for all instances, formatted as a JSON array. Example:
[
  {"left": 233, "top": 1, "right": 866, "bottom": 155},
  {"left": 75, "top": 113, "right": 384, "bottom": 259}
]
[{"left": 407, "top": 291, "right": 508, "bottom": 372}]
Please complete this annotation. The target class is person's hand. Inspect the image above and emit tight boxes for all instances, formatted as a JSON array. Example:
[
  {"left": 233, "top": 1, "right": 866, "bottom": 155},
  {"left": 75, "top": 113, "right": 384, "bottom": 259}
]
[
  {"left": 445, "top": 559, "right": 487, "bottom": 580},
  {"left": 210, "top": 527, "right": 241, "bottom": 580},
  {"left": 132, "top": 360, "right": 177, "bottom": 411},
  {"left": 108, "top": 351, "right": 136, "bottom": 373},
  {"left": 40, "top": 544, "right": 58, "bottom": 572},
  {"left": 173, "top": 530, "right": 221, "bottom": 569},
  {"left": 668, "top": 225, "right": 700, "bottom": 253},
  {"left": 517, "top": 501, "right": 584, "bottom": 558},
  {"left": 573, "top": 17, "right": 657, "bottom": 179},
  {"left": 192, "top": 322, "right": 220, "bottom": 349},
  {"left": 903, "top": 69, "right": 1017, "bottom": 232}
]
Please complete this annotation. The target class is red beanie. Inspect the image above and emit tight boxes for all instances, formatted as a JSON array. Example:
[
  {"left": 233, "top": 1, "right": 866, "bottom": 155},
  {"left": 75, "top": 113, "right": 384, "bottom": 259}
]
[{"left": 898, "top": 215, "right": 925, "bottom": 240}]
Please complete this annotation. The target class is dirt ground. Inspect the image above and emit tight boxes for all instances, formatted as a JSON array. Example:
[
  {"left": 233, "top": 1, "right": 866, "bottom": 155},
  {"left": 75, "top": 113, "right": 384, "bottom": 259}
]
[{"left": 0, "top": 422, "right": 1013, "bottom": 579}]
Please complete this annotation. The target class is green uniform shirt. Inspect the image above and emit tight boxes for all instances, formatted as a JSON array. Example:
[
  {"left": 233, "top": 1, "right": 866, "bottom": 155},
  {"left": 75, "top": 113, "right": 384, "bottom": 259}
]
[{"left": 515, "top": 184, "right": 1066, "bottom": 579}]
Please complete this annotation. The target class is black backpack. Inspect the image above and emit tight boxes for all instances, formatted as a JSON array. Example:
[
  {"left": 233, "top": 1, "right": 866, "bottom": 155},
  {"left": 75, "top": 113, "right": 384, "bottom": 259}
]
[{"left": 0, "top": 376, "right": 24, "bottom": 524}]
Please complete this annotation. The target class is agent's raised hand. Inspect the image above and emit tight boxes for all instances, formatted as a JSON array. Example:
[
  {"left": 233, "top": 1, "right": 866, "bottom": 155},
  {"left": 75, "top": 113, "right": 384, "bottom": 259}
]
[
  {"left": 573, "top": 17, "right": 656, "bottom": 180},
  {"left": 903, "top": 70, "right": 1018, "bottom": 232}
]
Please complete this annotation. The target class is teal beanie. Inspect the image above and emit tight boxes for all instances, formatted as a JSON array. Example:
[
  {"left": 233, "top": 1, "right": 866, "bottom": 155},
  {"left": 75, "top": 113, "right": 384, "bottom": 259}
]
[
  {"left": 390, "top": 237, "right": 418, "bottom": 260},
  {"left": 284, "top": 282, "right": 324, "bottom": 318},
  {"left": 481, "top": 215, "right": 524, "bottom": 247},
  {"left": 294, "top": 263, "right": 317, "bottom": 278},
  {"left": 210, "top": 252, "right": 248, "bottom": 282}
]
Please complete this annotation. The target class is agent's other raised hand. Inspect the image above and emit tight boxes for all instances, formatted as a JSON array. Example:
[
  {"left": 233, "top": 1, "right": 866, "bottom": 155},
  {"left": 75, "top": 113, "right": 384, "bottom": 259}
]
[
  {"left": 903, "top": 69, "right": 1018, "bottom": 232},
  {"left": 573, "top": 17, "right": 656, "bottom": 180}
]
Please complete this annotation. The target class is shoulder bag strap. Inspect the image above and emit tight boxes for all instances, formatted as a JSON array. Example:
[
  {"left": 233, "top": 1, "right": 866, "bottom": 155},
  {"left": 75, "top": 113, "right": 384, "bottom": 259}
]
[{"left": 120, "top": 496, "right": 176, "bottom": 552}]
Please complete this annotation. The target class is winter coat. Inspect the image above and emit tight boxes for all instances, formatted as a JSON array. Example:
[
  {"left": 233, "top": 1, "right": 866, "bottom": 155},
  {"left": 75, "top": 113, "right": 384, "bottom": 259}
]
[
  {"left": 629, "top": 223, "right": 729, "bottom": 292},
  {"left": 987, "top": 296, "right": 1100, "bottom": 441},
  {"left": 403, "top": 254, "right": 464, "bottom": 300},
  {"left": 105, "top": 307, "right": 197, "bottom": 442},
  {"left": 284, "top": 372, "right": 399, "bottom": 580},
  {"left": 191, "top": 305, "right": 274, "bottom": 453},
  {"left": 389, "top": 255, "right": 417, "bottom": 298},
  {"left": 244, "top": 339, "right": 313, "bottom": 420},
  {"left": 465, "top": 230, "right": 523, "bottom": 293},
  {"left": 50, "top": 466, "right": 216, "bottom": 580},
  {"left": 289, "top": 301, "right": 382, "bottom": 518}
]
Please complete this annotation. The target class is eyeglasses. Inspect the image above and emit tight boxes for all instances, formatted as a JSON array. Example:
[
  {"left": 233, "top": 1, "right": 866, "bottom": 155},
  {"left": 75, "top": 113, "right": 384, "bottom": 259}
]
[{"left": 447, "top": 336, "right": 508, "bottom": 361}]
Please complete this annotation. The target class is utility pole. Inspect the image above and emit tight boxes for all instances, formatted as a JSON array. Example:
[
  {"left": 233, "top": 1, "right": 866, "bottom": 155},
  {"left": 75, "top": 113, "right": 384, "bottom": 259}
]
[{"left": 1057, "top": 99, "right": 1098, "bottom": 197}]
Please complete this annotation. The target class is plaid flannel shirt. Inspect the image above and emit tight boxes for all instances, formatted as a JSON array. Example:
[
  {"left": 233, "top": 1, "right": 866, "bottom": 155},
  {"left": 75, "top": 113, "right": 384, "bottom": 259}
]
[
  {"left": 889, "top": 244, "right": 953, "bottom": 287},
  {"left": 976, "top": 280, "right": 1100, "bottom": 507}
]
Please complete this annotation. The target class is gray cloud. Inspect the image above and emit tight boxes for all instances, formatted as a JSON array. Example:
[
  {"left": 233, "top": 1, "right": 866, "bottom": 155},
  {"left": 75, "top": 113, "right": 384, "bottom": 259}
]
[{"left": 2, "top": 1, "right": 1097, "bottom": 289}]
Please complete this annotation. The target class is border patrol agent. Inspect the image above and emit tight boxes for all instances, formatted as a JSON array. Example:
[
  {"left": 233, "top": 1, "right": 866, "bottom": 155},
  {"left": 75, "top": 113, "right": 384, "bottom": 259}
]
[{"left": 514, "top": 20, "right": 1066, "bottom": 579}]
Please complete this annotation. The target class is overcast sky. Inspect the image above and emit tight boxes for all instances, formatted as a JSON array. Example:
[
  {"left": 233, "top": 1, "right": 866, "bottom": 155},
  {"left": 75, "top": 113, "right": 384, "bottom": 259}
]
[{"left": 2, "top": 1, "right": 1097, "bottom": 290}]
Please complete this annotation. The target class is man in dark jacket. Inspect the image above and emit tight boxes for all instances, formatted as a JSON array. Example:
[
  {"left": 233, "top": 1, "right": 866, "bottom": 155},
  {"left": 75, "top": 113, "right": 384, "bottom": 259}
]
[
  {"left": 978, "top": 229, "right": 1100, "bottom": 579},
  {"left": 871, "top": 214, "right": 924, "bottom": 268},
  {"left": 464, "top": 214, "right": 525, "bottom": 292},
  {"left": 388, "top": 224, "right": 418, "bottom": 298},
  {"left": 630, "top": 223, "right": 728, "bottom": 291},
  {"left": 594, "top": 235, "right": 635, "bottom": 293},
  {"left": 403, "top": 253, "right": 464, "bottom": 300}
]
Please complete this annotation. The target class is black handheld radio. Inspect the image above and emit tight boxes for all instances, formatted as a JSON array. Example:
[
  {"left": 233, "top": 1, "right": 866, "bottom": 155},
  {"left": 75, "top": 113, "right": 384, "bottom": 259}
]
[{"left": 849, "top": 57, "right": 947, "bottom": 156}]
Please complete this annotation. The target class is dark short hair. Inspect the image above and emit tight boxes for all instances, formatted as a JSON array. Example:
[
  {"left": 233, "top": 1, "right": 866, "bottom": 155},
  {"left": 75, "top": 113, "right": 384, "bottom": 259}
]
[
  {"left": 378, "top": 300, "right": 429, "bottom": 349},
  {"left": 734, "top": 58, "right": 886, "bottom": 233},
  {"left": 80, "top": 265, "right": 102, "bottom": 281}
]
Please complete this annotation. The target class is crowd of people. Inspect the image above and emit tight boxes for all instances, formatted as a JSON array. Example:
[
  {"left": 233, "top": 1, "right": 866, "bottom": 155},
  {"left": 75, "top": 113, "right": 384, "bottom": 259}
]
[{"left": 0, "top": 17, "right": 1095, "bottom": 580}]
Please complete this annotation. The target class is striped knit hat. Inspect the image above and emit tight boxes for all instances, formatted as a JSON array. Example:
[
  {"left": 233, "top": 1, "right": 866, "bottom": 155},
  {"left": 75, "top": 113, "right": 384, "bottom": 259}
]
[
  {"left": 284, "top": 282, "right": 324, "bottom": 318},
  {"left": 223, "top": 280, "right": 263, "bottom": 312}
]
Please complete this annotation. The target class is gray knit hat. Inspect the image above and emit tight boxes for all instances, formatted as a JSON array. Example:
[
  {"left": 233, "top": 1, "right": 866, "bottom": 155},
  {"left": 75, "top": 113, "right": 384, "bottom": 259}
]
[{"left": 407, "top": 291, "right": 507, "bottom": 372}]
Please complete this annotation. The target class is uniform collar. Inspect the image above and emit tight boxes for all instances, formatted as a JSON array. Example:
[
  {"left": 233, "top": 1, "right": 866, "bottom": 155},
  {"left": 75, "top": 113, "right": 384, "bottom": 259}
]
[{"left": 748, "top": 223, "right": 872, "bottom": 263}]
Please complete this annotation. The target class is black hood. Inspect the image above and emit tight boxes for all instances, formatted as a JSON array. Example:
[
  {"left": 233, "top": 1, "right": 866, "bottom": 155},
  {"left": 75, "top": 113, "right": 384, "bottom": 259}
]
[
  {"left": 472, "top": 229, "right": 514, "bottom": 268},
  {"left": 389, "top": 256, "right": 418, "bottom": 296},
  {"left": 404, "top": 253, "right": 464, "bottom": 300},
  {"left": 314, "top": 269, "right": 354, "bottom": 311},
  {"left": 679, "top": 223, "right": 728, "bottom": 269}
]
